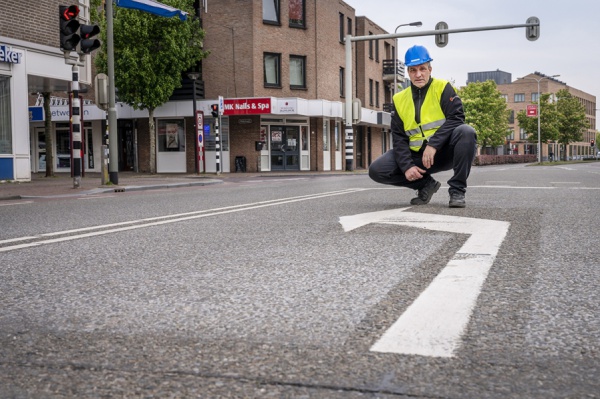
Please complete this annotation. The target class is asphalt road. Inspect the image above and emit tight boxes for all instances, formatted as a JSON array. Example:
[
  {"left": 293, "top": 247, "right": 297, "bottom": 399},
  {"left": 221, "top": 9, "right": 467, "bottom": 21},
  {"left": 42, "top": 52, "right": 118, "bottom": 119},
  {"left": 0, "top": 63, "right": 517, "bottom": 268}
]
[{"left": 1, "top": 163, "right": 599, "bottom": 398}]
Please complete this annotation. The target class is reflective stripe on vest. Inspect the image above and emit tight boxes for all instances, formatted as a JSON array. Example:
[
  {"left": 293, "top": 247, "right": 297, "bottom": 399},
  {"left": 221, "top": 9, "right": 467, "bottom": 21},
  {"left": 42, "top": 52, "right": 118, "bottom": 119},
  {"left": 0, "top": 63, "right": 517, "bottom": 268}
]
[{"left": 394, "top": 78, "right": 448, "bottom": 152}]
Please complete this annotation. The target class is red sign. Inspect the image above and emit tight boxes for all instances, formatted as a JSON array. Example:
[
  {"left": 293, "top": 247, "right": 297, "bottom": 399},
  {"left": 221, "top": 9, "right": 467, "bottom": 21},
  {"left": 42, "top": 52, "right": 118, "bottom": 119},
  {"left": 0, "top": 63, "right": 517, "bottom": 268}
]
[
  {"left": 526, "top": 104, "right": 538, "bottom": 117},
  {"left": 223, "top": 98, "right": 271, "bottom": 115}
]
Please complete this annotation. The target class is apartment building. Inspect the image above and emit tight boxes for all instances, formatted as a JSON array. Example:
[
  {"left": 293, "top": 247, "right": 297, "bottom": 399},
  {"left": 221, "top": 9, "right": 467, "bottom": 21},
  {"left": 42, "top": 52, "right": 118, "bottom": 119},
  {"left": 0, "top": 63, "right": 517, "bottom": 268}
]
[
  {"left": 199, "top": 0, "right": 398, "bottom": 172},
  {"left": 491, "top": 71, "right": 596, "bottom": 160}
]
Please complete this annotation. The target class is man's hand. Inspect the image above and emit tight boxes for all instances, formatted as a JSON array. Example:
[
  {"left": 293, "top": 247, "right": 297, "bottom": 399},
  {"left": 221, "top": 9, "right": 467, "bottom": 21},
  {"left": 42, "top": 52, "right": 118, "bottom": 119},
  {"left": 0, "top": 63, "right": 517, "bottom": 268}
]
[
  {"left": 405, "top": 166, "right": 427, "bottom": 182},
  {"left": 423, "top": 145, "right": 437, "bottom": 169}
]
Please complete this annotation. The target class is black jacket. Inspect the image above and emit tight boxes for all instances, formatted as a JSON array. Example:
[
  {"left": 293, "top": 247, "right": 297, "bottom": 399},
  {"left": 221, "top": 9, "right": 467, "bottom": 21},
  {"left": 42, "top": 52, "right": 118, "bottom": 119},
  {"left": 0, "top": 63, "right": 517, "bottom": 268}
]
[{"left": 391, "top": 77, "right": 465, "bottom": 173}]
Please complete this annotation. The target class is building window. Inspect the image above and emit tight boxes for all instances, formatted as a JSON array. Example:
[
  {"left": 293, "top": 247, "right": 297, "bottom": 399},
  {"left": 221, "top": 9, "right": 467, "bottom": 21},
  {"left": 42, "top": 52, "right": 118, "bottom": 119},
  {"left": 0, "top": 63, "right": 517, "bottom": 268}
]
[
  {"left": 339, "top": 13, "right": 344, "bottom": 42},
  {"left": 368, "top": 32, "right": 373, "bottom": 59},
  {"left": 375, "top": 40, "right": 379, "bottom": 62},
  {"left": 289, "top": 0, "right": 305, "bottom": 28},
  {"left": 0, "top": 76, "right": 12, "bottom": 154},
  {"left": 508, "top": 110, "right": 514, "bottom": 124},
  {"left": 375, "top": 81, "right": 380, "bottom": 107},
  {"left": 514, "top": 93, "right": 525, "bottom": 102},
  {"left": 263, "top": 0, "right": 280, "bottom": 25},
  {"left": 531, "top": 92, "right": 540, "bottom": 102},
  {"left": 290, "top": 55, "right": 306, "bottom": 89},
  {"left": 347, "top": 17, "right": 352, "bottom": 35},
  {"left": 369, "top": 79, "right": 374, "bottom": 106},
  {"left": 507, "top": 129, "right": 514, "bottom": 140},
  {"left": 520, "top": 128, "right": 528, "bottom": 140},
  {"left": 157, "top": 119, "right": 186, "bottom": 152},
  {"left": 501, "top": 94, "right": 508, "bottom": 102},
  {"left": 339, "top": 67, "right": 345, "bottom": 97},
  {"left": 264, "top": 53, "right": 281, "bottom": 87}
]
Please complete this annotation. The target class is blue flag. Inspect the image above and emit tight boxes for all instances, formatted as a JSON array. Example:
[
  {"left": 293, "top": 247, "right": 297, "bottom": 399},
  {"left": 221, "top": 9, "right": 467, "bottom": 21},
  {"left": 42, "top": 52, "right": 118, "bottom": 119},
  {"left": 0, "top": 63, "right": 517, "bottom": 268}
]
[{"left": 115, "top": 0, "right": 188, "bottom": 21}]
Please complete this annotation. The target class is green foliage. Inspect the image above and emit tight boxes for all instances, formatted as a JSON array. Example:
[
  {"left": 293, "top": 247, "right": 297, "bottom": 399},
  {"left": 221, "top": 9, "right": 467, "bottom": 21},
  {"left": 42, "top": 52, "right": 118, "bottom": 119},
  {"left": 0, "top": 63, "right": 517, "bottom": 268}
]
[
  {"left": 516, "top": 92, "right": 560, "bottom": 143},
  {"left": 92, "top": 0, "right": 208, "bottom": 111},
  {"left": 458, "top": 80, "right": 510, "bottom": 150},
  {"left": 555, "top": 89, "right": 587, "bottom": 147}
]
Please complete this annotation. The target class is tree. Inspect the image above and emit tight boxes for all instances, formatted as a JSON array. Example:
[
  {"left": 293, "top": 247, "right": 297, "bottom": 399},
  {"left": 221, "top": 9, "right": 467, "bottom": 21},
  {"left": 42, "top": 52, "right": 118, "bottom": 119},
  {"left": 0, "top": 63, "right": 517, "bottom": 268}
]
[
  {"left": 458, "top": 80, "right": 510, "bottom": 153},
  {"left": 91, "top": 0, "right": 208, "bottom": 173},
  {"left": 516, "top": 92, "right": 561, "bottom": 148},
  {"left": 555, "top": 89, "right": 588, "bottom": 160}
]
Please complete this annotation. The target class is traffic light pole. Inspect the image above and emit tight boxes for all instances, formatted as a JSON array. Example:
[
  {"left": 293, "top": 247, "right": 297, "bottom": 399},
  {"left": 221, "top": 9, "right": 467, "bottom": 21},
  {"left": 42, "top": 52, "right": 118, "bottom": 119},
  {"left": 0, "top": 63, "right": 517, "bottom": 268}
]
[
  {"left": 215, "top": 115, "right": 221, "bottom": 175},
  {"left": 71, "top": 65, "right": 82, "bottom": 188}
]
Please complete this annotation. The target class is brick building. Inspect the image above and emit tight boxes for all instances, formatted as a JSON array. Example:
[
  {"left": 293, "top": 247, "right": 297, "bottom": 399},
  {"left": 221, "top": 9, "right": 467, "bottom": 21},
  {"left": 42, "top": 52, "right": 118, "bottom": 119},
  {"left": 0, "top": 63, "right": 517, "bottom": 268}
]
[
  {"left": 496, "top": 72, "right": 597, "bottom": 160},
  {"left": 197, "top": 0, "right": 398, "bottom": 173}
]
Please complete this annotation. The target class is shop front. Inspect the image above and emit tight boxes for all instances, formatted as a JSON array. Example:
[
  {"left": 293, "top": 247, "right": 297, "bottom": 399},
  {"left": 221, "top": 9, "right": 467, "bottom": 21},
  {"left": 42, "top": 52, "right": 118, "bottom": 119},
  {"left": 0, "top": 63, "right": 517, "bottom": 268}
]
[{"left": 29, "top": 101, "right": 106, "bottom": 174}]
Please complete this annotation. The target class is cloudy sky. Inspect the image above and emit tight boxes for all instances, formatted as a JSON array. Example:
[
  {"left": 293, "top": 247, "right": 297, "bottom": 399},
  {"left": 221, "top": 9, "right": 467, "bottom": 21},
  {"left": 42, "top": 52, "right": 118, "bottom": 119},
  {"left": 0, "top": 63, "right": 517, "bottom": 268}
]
[{"left": 344, "top": 0, "right": 599, "bottom": 105}]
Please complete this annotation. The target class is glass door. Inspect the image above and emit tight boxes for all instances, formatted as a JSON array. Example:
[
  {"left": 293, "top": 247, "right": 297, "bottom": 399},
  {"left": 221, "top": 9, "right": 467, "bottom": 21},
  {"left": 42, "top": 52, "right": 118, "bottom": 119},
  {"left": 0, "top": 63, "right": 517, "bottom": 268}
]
[{"left": 270, "top": 126, "right": 300, "bottom": 170}]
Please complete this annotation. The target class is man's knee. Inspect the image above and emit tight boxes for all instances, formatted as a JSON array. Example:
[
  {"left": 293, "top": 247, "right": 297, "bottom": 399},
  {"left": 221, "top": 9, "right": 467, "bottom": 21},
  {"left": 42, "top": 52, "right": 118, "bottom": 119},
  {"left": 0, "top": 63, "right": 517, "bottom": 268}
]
[
  {"left": 455, "top": 124, "right": 477, "bottom": 145},
  {"left": 368, "top": 162, "right": 384, "bottom": 183}
]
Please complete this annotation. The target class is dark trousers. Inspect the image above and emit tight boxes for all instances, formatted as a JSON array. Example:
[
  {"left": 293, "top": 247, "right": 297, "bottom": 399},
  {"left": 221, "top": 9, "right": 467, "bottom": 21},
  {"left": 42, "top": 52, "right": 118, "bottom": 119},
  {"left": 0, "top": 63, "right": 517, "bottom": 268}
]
[{"left": 368, "top": 124, "right": 477, "bottom": 194}]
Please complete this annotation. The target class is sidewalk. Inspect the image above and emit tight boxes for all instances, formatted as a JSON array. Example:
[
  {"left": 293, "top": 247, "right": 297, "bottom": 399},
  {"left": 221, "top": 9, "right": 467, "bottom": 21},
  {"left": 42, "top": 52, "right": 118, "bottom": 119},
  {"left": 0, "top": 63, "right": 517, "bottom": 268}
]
[
  {"left": 0, "top": 172, "right": 223, "bottom": 200},
  {"left": 0, "top": 170, "right": 365, "bottom": 200}
]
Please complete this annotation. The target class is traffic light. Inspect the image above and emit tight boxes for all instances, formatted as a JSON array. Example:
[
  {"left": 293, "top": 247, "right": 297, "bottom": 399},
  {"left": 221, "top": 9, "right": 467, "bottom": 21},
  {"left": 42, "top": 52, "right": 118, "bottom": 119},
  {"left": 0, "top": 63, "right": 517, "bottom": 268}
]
[
  {"left": 59, "top": 5, "right": 80, "bottom": 51},
  {"left": 435, "top": 21, "right": 448, "bottom": 48},
  {"left": 591, "top": 139, "right": 595, "bottom": 147},
  {"left": 526, "top": 17, "right": 540, "bottom": 41},
  {"left": 79, "top": 24, "right": 101, "bottom": 54},
  {"left": 211, "top": 104, "right": 219, "bottom": 118}
]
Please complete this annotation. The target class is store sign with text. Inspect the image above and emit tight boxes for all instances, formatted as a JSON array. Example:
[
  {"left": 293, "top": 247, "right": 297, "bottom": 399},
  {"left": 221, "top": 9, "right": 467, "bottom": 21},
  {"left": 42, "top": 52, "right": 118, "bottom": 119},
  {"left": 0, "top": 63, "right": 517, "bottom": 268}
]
[{"left": 223, "top": 98, "right": 271, "bottom": 115}]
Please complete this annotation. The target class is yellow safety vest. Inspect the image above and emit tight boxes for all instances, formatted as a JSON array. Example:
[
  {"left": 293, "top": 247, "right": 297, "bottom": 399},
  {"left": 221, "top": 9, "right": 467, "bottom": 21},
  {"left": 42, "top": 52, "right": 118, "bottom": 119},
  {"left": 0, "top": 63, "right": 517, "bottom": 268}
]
[{"left": 393, "top": 78, "right": 448, "bottom": 152}]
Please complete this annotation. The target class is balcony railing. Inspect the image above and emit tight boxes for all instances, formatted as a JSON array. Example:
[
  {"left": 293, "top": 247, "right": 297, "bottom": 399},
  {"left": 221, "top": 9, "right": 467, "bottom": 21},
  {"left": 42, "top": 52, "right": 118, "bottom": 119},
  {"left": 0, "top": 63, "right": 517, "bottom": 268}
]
[
  {"left": 382, "top": 59, "right": 405, "bottom": 82},
  {"left": 170, "top": 77, "right": 205, "bottom": 101}
]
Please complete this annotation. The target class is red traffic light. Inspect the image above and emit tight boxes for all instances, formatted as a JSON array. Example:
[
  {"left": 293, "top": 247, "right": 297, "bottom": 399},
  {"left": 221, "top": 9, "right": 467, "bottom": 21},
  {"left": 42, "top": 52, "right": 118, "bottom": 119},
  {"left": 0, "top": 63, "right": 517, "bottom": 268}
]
[
  {"left": 60, "top": 5, "right": 79, "bottom": 20},
  {"left": 59, "top": 5, "right": 81, "bottom": 51},
  {"left": 210, "top": 104, "right": 219, "bottom": 117}
]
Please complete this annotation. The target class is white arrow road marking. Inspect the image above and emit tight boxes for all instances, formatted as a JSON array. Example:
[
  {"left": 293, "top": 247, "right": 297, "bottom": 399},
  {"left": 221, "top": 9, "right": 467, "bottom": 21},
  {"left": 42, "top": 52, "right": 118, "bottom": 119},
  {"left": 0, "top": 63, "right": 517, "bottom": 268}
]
[{"left": 340, "top": 208, "right": 510, "bottom": 358}]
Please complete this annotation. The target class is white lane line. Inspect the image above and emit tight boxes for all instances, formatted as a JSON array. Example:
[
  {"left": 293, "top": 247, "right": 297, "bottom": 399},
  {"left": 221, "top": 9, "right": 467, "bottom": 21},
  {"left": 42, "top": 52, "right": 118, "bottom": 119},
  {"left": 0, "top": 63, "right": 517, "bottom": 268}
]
[
  {"left": 0, "top": 201, "right": 34, "bottom": 206},
  {"left": 340, "top": 208, "right": 510, "bottom": 358},
  {"left": 78, "top": 195, "right": 116, "bottom": 199},
  {"left": 0, "top": 188, "right": 365, "bottom": 253}
]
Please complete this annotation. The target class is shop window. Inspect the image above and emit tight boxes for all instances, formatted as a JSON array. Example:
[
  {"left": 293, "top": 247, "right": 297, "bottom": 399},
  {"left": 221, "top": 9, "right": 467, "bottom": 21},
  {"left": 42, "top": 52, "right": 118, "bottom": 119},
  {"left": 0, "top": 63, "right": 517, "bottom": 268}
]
[
  {"left": 55, "top": 123, "right": 71, "bottom": 168},
  {"left": 0, "top": 76, "right": 11, "bottom": 154},
  {"left": 290, "top": 55, "right": 306, "bottom": 89},
  {"left": 264, "top": 52, "right": 281, "bottom": 88},
  {"left": 263, "top": 0, "right": 280, "bottom": 25},
  {"left": 323, "top": 120, "right": 329, "bottom": 151},
  {"left": 289, "top": 0, "right": 305, "bottom": 28},
  {"left": 157, "top": 119, "right": 185, "bottom": 152}
]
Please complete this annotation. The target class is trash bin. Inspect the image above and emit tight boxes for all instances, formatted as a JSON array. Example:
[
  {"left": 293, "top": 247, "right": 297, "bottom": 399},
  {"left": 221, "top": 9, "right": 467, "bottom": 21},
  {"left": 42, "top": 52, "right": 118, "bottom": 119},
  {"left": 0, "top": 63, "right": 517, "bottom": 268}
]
[{"left": 235, "top": 156, "right": 246, "bottom": 172}]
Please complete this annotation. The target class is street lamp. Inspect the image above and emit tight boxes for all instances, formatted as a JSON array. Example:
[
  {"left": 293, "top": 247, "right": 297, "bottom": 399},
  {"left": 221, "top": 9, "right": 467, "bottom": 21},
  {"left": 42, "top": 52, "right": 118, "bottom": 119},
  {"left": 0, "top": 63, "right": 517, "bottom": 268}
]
[
  {"left": 393, "top": 21, "right": 422, "bottom": 96},
  {"left": 517, "top": 74, "right": 560, "bottom": 163},
  {"left": 187, "top": 71, "right": 200, "bottom": 173}
]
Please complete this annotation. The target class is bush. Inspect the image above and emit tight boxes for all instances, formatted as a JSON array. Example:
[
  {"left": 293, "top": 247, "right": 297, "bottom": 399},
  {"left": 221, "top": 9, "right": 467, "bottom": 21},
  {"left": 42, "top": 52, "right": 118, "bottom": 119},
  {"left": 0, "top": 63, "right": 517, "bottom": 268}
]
[{"left": 474, "top": 154, "right": 537, "bottom": 166}]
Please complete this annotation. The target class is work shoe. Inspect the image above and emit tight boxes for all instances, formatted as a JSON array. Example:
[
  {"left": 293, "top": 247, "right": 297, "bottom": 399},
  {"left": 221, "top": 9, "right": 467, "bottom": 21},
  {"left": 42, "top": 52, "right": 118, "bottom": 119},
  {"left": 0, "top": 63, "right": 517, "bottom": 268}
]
[
  {"left": 449, "top": 191, "right": 466, "bottom": 208},
  {"left": 410, "top": 179, "right": 441, "bottom": 205}
]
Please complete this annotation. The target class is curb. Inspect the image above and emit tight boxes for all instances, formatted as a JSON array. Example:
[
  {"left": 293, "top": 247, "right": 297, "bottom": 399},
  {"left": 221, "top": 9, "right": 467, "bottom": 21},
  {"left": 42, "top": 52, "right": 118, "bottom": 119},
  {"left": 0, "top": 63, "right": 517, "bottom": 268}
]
[{"left": 15, "top": 179, "right": 223, "bottom": 199}]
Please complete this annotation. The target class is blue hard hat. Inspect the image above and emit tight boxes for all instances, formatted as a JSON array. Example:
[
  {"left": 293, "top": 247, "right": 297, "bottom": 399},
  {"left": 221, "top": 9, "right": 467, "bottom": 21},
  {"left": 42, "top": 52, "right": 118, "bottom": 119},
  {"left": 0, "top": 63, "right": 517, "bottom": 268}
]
[{"left": 404, "top": 45, "right": 433, "bottom": 67}]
